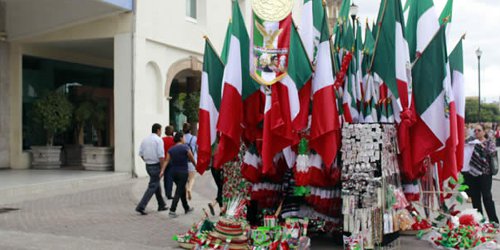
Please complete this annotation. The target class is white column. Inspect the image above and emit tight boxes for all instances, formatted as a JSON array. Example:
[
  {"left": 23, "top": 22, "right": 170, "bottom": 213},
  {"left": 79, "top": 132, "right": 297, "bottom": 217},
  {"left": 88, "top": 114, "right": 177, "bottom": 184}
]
[
  {"left": 0, "top": 41, "right": 9, "bottom": 168},
  {"left": 9, "top": 43, "right": 30, "bottom": 169},
  {"left": 113, "top": 33, "right": 134, "bottom": 174}
]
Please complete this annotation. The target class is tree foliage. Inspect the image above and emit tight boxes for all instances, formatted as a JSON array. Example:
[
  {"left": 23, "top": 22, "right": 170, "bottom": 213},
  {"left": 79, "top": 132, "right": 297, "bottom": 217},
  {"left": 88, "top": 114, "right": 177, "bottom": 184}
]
[
  {"left": 33, "top": 91, "right": 73, "bottom": 146},
  {"left": 465, "top": 98, "right": 500, "bottom": 123},
  {"left": 183, "top": 92, "right": 200, "bottom": 123}
]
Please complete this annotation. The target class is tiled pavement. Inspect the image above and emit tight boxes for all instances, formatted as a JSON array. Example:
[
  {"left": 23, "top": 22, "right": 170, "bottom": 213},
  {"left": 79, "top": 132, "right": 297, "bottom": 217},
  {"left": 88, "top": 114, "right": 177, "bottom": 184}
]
[{"left": 1, "top": 170, "right": 500, "bottom": 249}]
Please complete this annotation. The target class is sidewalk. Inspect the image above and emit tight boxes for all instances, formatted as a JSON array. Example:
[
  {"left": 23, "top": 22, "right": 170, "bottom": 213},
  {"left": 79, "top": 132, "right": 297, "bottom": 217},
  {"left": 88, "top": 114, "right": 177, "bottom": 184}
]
[{"left": 0, "top": 170, "right": 499, "bottom": 249}]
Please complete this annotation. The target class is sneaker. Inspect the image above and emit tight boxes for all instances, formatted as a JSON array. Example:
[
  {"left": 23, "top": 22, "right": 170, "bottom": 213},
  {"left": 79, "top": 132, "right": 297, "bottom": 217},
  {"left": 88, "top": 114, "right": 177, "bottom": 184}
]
[
  {"left": 135, "top": 208, "right": 147, "bottom": 215},
  {"left": 185, "top": 207, "right": 194, "bottom": 214},
  {"left": 158, "top": 206, "right": 169, "bottom": 212},
  {"left": 169, "top": 211, "right": 178, "bottom": 218}
]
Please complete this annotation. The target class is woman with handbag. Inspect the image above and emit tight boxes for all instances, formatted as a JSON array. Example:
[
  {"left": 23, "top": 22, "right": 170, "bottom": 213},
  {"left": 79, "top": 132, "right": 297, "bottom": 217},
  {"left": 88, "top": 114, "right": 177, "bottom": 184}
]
[{"left": 465, "top": 124, "right": 499, "bottom": 223}]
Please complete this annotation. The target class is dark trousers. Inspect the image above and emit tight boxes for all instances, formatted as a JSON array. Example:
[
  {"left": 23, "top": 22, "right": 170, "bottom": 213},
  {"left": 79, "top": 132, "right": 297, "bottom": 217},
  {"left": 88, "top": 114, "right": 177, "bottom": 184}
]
[
  {"left": 466, "top": 173, "right": 499, "bottom": 223},
  {"left": 136, "top": 164, "right": 166, "bottom": 211},
  {"left": 211, "top": 168, "right": 223, "bottom": 207},
  {"left": 163, "top": 164, "right": 173, "bottom": 199},
  {"left": 170, "top": 171, "right": 189, "bottom": 213}
]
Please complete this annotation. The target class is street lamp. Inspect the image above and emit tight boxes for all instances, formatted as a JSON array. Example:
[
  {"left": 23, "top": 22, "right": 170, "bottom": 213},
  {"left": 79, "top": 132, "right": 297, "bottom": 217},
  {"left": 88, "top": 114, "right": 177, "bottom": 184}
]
[
  {"left": 476, "top": 47, "right": 482, "bottom": 122},
  {"left": 350, "top": 2, "right": 358, "bottom": 30}
]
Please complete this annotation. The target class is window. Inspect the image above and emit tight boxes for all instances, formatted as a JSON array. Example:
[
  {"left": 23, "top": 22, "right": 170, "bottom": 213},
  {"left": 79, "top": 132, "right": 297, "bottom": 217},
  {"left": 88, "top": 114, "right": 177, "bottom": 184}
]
[{"left": 186, "top": 0, "right": 197, "bottom": 19}]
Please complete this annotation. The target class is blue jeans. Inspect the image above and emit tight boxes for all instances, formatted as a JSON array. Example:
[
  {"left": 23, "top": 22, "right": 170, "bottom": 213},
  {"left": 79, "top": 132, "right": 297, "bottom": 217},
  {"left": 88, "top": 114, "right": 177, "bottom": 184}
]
[
  {"left": 170, "top": 171, "right": 189, "bottom": 213},
  {"left": 136, "top": 164, "right": 166, "bottom": 211},
  {"left": 163, "top": 164, "right": 174, "bottom": 199}
]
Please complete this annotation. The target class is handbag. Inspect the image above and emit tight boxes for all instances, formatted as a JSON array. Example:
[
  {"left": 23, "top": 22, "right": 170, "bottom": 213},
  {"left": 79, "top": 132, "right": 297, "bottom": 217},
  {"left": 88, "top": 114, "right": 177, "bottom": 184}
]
[{"left": 489, "top": 150, "right": 499, "bottom": 175}]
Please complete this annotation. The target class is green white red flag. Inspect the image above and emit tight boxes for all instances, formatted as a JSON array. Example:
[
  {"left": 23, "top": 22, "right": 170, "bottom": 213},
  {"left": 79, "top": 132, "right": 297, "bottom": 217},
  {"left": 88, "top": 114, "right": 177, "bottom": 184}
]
[
  {"left": 309, "top": 7, "right": 341, "bottom": 168},
  {"left": 196, "top": 39, "right": 225, "bottom": 174},
  {"left": 253, "top": 14, "right": 312, "bottom": 174},
  {"left": 448, "top": 38, "right": 464, "bottom": 172},
  {"left": 214, "top": 2, "right": 259, "bottom": 168},
  {"left": 411, "top": 25, "right": 456, "bottom": 181},
  {"left": 372, "top": 0, "right": 416, "bottom": 183}
]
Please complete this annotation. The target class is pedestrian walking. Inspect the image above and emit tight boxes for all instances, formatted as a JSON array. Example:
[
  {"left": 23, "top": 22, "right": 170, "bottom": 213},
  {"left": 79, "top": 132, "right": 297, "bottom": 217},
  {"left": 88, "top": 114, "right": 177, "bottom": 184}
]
[
  {"left": 135, "top": 123, "right": 168, "bottom": 215},
  {"left": 162, "top": 125, "right": 175, "bottom": 199},
  {"left": 163, "top": 132, "right": 196, "bottom": 218},
  {"left": 183, "top": 123, "right": 197, "bottom": 200},
  {"left": 465, "top": 124, "right": 499, "bottom": 223},
  {"left": 208, "top": 165, "right": 224, "bottom": 216}
]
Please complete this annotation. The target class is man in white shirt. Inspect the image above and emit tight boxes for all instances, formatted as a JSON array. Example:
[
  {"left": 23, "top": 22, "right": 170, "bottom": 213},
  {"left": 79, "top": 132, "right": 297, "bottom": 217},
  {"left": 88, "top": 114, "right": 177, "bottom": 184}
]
[{"left": 135, "top": 123, "right": 168, "bottom": 215}]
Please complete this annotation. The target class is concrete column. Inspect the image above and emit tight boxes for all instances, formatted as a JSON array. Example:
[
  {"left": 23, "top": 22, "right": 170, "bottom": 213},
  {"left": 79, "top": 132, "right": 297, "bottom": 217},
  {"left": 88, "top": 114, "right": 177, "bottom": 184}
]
[
  {"left": 0, "top": 41, "right": 9, "bottom": 168},
  {"left": 0, "top": 1, "right": 9, "bottom": 168},
  {"left": 113, "top": 33, "right": 133, "bottom": 175},
  {"left": 9, "top": 43, "right": 30, "bottom": 169}
]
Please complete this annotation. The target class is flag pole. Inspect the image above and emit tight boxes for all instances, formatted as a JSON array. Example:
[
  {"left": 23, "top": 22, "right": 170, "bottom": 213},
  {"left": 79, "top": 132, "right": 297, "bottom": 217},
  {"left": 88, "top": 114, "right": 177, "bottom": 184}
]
[{"left": 367, "top": 0, "right": 389, "bottom": 73}]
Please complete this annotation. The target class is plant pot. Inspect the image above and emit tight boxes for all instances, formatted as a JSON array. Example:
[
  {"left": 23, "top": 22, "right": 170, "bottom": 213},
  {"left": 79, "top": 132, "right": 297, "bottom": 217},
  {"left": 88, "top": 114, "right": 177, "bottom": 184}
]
[
  {"left": 82, "top": 146, "right": 113, "bottom": 171},
  {"left": 31, "top": 146, "right": 63, "bottom": 169},
  {"left": 63, "top": 144, "right": 83, "bottom": 167}
]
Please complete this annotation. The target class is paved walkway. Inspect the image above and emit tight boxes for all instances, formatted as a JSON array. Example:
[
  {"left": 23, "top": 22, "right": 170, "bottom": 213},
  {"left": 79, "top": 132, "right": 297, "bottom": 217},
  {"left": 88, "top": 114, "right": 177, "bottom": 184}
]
[{"left": 0, "top": 170, "right": 499, "bottom": 249}]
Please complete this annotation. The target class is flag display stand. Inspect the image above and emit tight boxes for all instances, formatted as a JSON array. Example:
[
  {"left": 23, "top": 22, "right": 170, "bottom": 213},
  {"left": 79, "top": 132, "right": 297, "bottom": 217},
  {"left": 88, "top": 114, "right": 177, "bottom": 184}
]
[
  {"left": 340, "top": 123, "right": 408, "bottom": 249},
  {"left": 189, "top": 0, "right": 472, "bottom": 248}
]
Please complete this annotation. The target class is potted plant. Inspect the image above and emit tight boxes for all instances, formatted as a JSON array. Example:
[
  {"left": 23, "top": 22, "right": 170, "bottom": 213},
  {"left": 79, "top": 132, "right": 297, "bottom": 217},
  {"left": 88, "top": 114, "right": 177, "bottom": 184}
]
[
  {"left": 31, "top": 91, "right": 73, "bottom": 169},
  {"left": 81, "top": 99, "right": 113, "bottom": 171},
  {"left": 64, "top": 94, "right": 94, "bottom": 167}
]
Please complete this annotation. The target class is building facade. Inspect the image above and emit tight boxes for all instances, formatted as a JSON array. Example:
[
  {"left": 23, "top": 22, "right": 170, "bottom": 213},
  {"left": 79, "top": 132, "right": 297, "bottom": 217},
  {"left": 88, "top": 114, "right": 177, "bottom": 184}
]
[{"left": 0, "top": 0, "right": 341, "bottom": 177}]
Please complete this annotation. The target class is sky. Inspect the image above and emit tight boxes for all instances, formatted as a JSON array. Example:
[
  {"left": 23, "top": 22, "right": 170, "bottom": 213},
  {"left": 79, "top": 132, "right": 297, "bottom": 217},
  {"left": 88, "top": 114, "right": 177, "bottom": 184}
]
[{"left": 353, "top": 0, "right": 500, "bottom": 100}]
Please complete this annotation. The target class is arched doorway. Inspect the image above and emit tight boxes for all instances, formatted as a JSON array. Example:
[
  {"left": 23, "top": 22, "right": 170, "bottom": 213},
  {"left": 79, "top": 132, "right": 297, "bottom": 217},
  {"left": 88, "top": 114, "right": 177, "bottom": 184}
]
[{"left": 165, "top": 57, "right": 202, "bottom": 134}]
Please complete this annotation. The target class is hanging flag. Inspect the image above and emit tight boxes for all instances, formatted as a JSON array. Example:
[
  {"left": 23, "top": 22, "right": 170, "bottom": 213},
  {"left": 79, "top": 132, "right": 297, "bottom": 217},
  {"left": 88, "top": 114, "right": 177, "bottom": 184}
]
[
  {"left": 405, "top": 0, "right": 440, "bottom": 62},
  {"left": 448, "top": 37, "right": 465, "bottom": 172},
  {"left": 354, "top": 20, "right": 364, "bottom": 122},
  {"left": 221, "top": 21, "right": 232, "bottom": 64},
  {"left": 372, "top": 0, "right": 412, "bottom": 121},
  {"left": 342, "top": 22, "right": 359, "bottom": 122},
  {"left": 300, "top": 0, "right": 323, "bottom": 64},
  {"left": 309, "top": 7, "right": 340, "bottom": 168},
  {"left": 214, "top": 2, "right": 259, "bottom": 168},
  {"left": 373, "top": 0, "right": 415, "bottom": 183},
  {"left": 361, "top": 23, "right": 378, "bottom": 123},
  {"left": 439, "top": 0, "right": 453, "bottom": 37},
  {"left": 411, "top": 26, "right": 454, "bottom": 177},
  {"left": 255, "top": 16, "right": 312, "bottom": 174},
  {"left": 196, "top": 38, "right": 225, "bottom": 174}
]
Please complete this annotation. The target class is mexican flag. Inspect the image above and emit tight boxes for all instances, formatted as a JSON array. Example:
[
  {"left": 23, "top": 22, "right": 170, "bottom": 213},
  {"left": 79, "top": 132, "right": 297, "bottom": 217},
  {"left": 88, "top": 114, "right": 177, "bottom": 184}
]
[
  {"left": 449, "top": 38, "right": 465, "bottom": 172},
  {"left": 411, "top": 26, "right": 454, "bottom": 177},
  {"left": 406, "top": 0, "right": 440, "bottom": 62},
  {"left": 361, "top": 23, "right": 378, "bottom": 123},
  {"left": 439, "top": 0, "right": 453, "bottom": 37},
  {"left": 354, "top": 20, "right": 364, "bottom": 122},
  {"left": 372, "top": 0, "right": 411, "bottom": 121},
  {"left": 373, "top": 0, "right": 414, "bottom": 182},
  {"left": 257, "top": 16, "right": 312, "bottom": 174},
  {"left": 300, "top": 0, "right": 323, "bottom": 64},
  {"left": 221, "top": 21, "right": 232, "bottom": 64},
  {"left": 309, "top": 8, "right": 340, "bottom": 168},
  {"left": 196, "top": 39, "right": 225, "bottom": 174},
  {"left": 343, "top": 23, "right": 359, "bottom": 123},
  {"left": 214, "top": 2, "right": 258, "bottom": 168}
]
